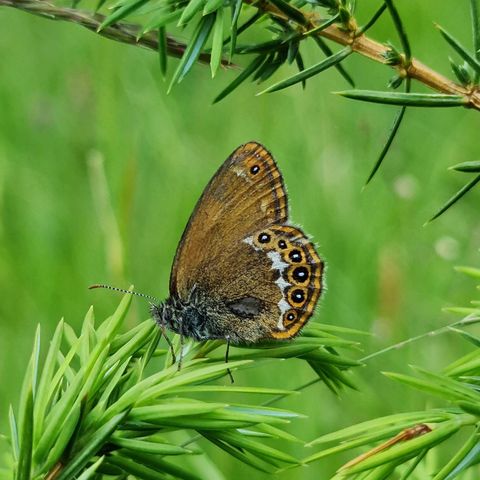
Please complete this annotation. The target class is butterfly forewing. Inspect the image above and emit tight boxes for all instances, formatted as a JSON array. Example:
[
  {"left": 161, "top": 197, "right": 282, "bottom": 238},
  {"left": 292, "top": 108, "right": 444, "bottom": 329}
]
[{"left": 170, "top": 142, "right": 288, "bottom": 295}]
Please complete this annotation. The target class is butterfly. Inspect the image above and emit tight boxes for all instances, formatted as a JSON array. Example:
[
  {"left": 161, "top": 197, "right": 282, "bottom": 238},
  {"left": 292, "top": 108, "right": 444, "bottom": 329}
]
[
  {"left": 153, "top": 141, "right": 324, "bottom": 344},
  {"left": 92, "top": 142, "right": 325, "bottom": 362}
]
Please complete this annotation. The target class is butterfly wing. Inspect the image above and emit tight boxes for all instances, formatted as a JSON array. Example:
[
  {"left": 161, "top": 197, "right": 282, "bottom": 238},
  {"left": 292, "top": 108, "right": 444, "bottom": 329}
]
[
  {"left": 170, "top": 141, "right": 288, "bottom": 294},
  {"left": 169, "top": 141, "right": 323, "bottom": 341},
  {"left": 245, "top": 224, "right": 324, "bottom": 339}
]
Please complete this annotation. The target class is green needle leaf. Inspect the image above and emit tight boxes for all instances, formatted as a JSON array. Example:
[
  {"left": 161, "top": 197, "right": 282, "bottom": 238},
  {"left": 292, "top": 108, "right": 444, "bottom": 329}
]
[
  {"left": 15, "top": 389, "right": 34, "bottom": 480},
  {"left": 427, "top": 174, "right": 480, "bottom": 223},
  {"left": 80, "top": 307, "right": 94, "bottom": 365},
  {"left": 471, "top": 0, "right": 480, "bottom": 83},
  {"left": 102, "top": 321, "right": 153, "bottom": 372},
  {"left": 55, "top": 412, "right": 128, "bottom": 480},
  {"left": 455, "top": 265, "right": 480, "bottom": 278},
  {"left": 178, "top": 0, "right": 206, "bottom": 26},
  {"left": 35, "top": 344, "right": 110, "bottom": 463},
  {"left": 358, "top": 4, "right": 387, "bottom": 35},
  {"left": 433, "top": 427, "right": 480, "bottom": 480},
  {"left": 210, "top": 9, "right": 224, "bottom": 77},
  {"left": 203, "top": 0, "right": 224, "bottom": 15},
  {"left": 313, "top": 37, "right": 355, "bottom": 87},
  {"left": 18, "top": 326, "right": 40, "bottom": 429},
  {"left": 383, "top": 371, "right": 475, "bottom": 402},
  {"left": 106, "top": 455, "right": 170, "bottom": 480},
  {"left": 211, "top": 430, "right": 300, "bottom": 464},
  {"left": 99, "top": 0, "right": 150, "bottom": 30},
  {"left": 436, "top": 23, "right": 480, "bottom": 75},
  {"left": 129, "top": 401, "right": 228, "bottom": 422},
  {"left": 443, "top": 442, "right": 480, "bottom": 480},
  {"left": 111, "top": 436, "right": 193, "bottom": 455},
  {"left": 303, "top": 14, "right": 339, "bottom": 37},
  {"left": 9, "top": 406, "right": 19, "bottom": 463},
  {"left": 76, "top": 456, "right": 105, "bottom": 480},
  {"left": 169, "top": 14, "right": 215, "bottom": 90},
  {"left": 450, "top": 160, "right": 480, "bottom": 172},
  {"left": 365, "top": 78, "right": 410, "bottom": 185},
  {"left": 336, "top": 90, "right": 468, "bottom": 107},
  {"left": 40, "top": 403, "right": 82, "bottom": 475},
  {"left": 268, "top": 0, "right": 306, "bottom": 26},
  {"left": 295, "top": 52, "right": 306, "bottom": 89},
  {"left": 384, "top": 0, "right": 411, "bottom": 60},
  {"left": 258, "top": 46, "right": 352, "bottom": 94},
  {"left": 123, "top": 451, "right": 204, "bottom": 480},
  {"left": 229, "top": 0, "right": 242, "bottom": 60},
  {"left": 203, "top": 432, "right": 276, "bottom": 473},
  {"left": 448, "top": 327, "right": 480, "bottom": 348},
  {"left": 213, "top": 54, "right": 265, "bottom": 103},
  {"left": 99, "top": 289, "right": 132, "bottom": 341},
  {"left": 137, "top": 359, "right": 251, "bottom": 404},
  {"left": 141, "top": 10, "right": 182, "bottom": 34},
  {"left": 158, "top": 27, "right": 168, "bottom": 79}
]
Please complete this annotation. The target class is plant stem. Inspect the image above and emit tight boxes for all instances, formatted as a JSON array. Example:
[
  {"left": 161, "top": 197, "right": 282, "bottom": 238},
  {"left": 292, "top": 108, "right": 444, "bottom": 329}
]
[
  {"left": 0, "top": 0, "right": 232, "bottom": 66},
  {"left": 245, "top": 0, "right": 480, "bottom": 110},
  {"left": 4, "top": 0, "right": 480, "bottom": 109},
  {"left": 360, "top": 314, "right": 480, "bottom": 362}
]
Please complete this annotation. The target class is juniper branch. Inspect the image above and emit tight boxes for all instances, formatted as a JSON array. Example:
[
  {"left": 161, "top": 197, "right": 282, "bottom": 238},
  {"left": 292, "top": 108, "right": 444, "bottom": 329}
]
[
  {"left": 245, "top": 0, "right": 480, "bottom": 111},
  {"left": 0, "top": 0, "right": 232, "bottom": 65},
  {"left": 3, "top": 0, "right": 480, "bottom": 110}
]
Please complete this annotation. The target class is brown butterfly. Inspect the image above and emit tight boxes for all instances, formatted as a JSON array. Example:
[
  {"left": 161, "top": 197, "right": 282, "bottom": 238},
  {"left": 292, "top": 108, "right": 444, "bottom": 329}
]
[
  {"left": 92, "top": 142, "right": 324, "bottom": 353},
  {"left": 154, "top": 141, "right": 324, "bottom": 343}
]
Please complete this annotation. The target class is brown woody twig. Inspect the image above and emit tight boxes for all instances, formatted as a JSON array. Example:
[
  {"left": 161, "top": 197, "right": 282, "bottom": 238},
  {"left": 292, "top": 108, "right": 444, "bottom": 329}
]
[{"left": 0, "top": 0, "right": 233, "bottom": 66}]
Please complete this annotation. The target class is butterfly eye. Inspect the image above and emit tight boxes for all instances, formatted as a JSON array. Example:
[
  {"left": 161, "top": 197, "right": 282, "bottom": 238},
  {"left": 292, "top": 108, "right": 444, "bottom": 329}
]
[
  {"left": 258, "top": 232, "right": 271, "bottom": 244},
  {"left": 289, "top": 249, "right": 303, "bottom": 263},
  {"left": 278, "top": 239, "right": 287, "bottom": 249},
  {"left": 292, "top": 266, "right": 309, "bottom": 283},
  {"left": 250, "top": 165, "right": 260, "bottom": 175}
]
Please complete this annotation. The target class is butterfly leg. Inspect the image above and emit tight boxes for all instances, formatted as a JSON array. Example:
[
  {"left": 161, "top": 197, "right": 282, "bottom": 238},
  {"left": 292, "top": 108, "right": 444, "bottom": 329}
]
[
  {"left": 225, "top": 338, "right": 234, "bottom": 384},
  {"left": 177, "top": 333, "right": 184, "bottom": 372},
  {"left": 161, "top": 325, "right": 176, "bottom": 365}
]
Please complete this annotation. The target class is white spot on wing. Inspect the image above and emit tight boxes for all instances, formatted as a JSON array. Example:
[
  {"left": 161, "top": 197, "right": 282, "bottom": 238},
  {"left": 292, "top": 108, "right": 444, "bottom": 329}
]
[
  {"left": 267, "top": 251, "right": 291, "bottom": 330},
  {"left": 243, "top": 236, "right": 292, "bottom": 331},
  {"left": 267, "top": 250, "right": 289, "bottom": 272},
  {"left": 243, "top": 236, "right": 260, "bottom": 251},
  {"left": 233, "top": 166, "right": 247, "bottom": 178},
  {"left": 277, "top": 299, "right": 290, "bottom": 329},
  {"left": 275, "top": 276, "right": 290, "bottom": 290}
]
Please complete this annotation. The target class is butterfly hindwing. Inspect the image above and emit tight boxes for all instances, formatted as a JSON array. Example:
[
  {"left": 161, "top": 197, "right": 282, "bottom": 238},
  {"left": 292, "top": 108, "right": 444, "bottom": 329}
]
[{"left": 245, "top": 225, "right": 324, "bottom": 339}]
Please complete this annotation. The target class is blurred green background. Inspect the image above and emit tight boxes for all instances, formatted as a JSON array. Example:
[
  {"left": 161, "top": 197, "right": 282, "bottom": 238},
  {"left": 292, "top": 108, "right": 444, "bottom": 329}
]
[{"left": 1, "top": 2, "right": 480, "bottom": 477}]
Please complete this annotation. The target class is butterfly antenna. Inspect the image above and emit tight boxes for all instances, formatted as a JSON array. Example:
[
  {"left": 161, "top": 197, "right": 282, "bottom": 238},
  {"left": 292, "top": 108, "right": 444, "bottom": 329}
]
[{"left": 89, "top": 284, "right": 160, "bottom": 304}]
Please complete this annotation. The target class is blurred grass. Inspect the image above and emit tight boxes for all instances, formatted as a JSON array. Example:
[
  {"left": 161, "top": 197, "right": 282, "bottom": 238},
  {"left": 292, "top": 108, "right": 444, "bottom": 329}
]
[{"left": 0, "top": 2, "right": 480, "bottom": 478}]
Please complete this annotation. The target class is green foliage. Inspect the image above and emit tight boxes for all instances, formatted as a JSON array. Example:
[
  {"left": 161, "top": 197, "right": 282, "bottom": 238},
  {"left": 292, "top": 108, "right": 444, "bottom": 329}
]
[
  {"left": 2, "top": 2, "right": 480, "bottom": 479},
  {"left": 303, "top": 268, "right": 480, "bottom": 479},
  {"left": 6, "top": 294, "right": 361, "bottom": 479},
  {"left": 4, "top": 1, "right": 480, "bottom": 215},
  {"left": 6, "top": 269, "right": 480, "bottom": 478}
]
